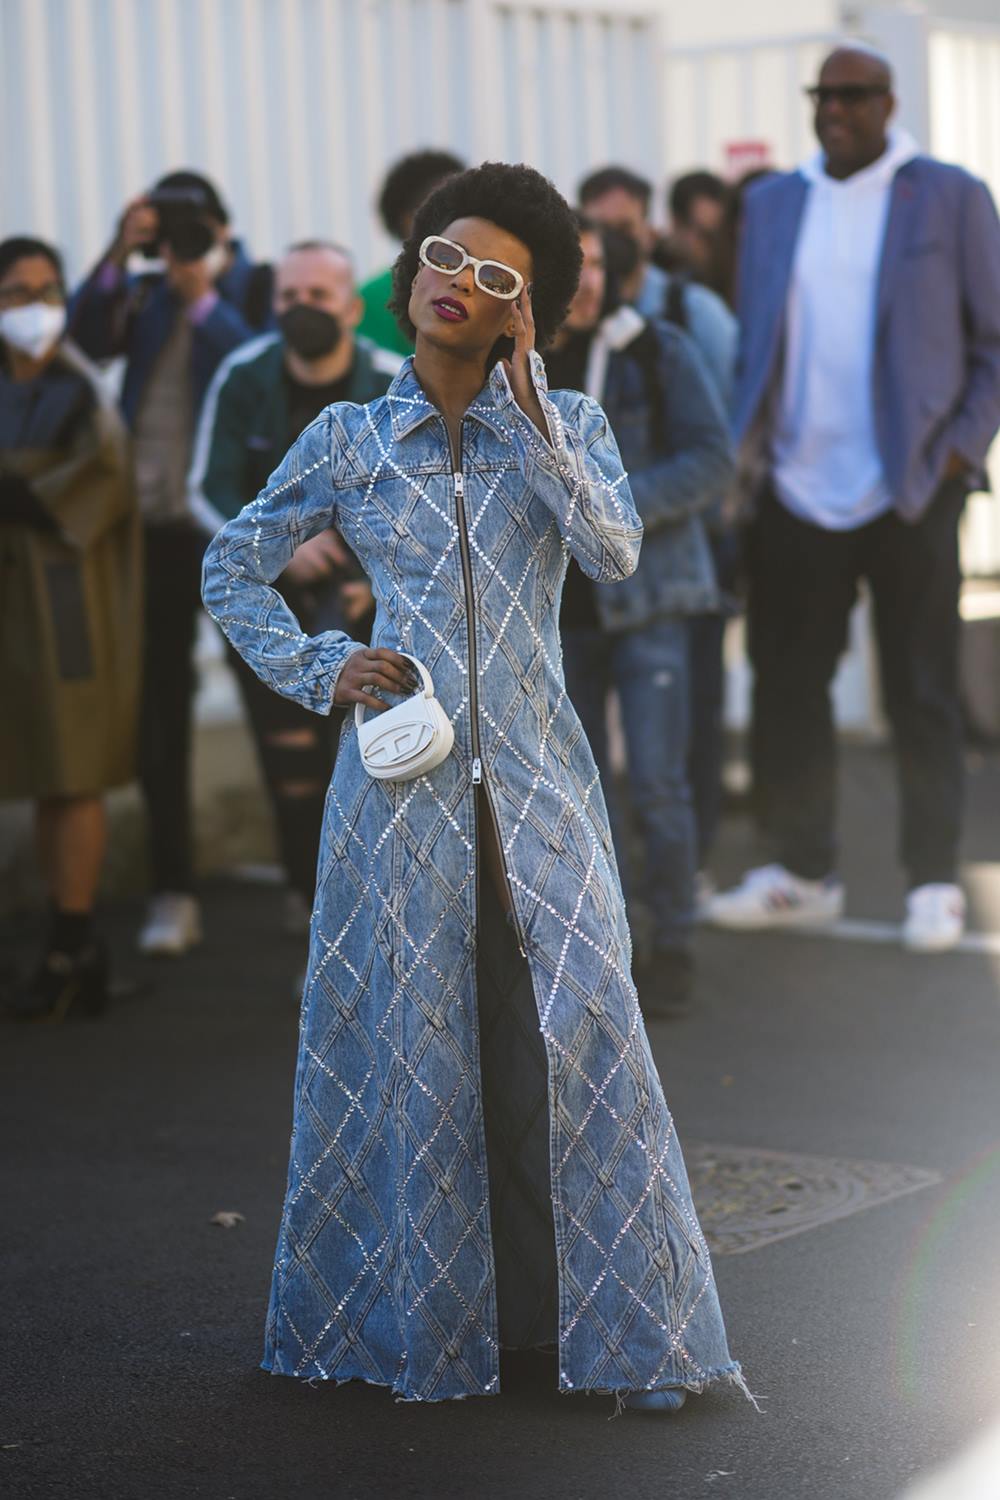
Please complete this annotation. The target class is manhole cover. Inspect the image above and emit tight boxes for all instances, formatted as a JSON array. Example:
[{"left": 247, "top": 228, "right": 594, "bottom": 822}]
[{"left": 686, "top": 1143, "right": 941, "bottom": 1255}]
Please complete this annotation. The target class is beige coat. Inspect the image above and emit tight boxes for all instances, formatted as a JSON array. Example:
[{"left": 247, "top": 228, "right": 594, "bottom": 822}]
[{"left": 0, "top": 342, "right": 142, "bottom": 799}]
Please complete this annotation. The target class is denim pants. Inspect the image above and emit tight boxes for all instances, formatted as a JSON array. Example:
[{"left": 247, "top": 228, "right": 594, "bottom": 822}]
[
  {"left": 687, "top": 610, "right": 727, "bottom": 866},
  {"left": 563, "top": 617, "right": 695, "bottom": 953}
]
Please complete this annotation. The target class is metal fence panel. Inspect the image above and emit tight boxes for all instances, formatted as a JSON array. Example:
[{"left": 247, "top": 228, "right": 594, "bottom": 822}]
[
  {"left": 0, "top": 0, "right": 660, "bottom": 281},
  {"left": 662, "top": 35, "right": 838, "bottom": 181}
]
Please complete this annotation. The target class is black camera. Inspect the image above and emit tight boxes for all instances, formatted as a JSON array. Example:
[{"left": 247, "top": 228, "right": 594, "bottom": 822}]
[{"left": 142, "top": 187, "right": 218, "bottom": 263}]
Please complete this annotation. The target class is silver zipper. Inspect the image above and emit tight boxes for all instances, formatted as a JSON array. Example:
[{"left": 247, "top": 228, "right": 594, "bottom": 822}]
[{"left": 450, "top": 449, "right": 527, "bottom": 957}]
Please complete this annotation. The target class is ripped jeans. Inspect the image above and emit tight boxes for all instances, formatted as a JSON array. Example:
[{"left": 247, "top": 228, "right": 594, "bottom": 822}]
[{"left": 562, "top": 617, "right": 695, "bottom": 954}]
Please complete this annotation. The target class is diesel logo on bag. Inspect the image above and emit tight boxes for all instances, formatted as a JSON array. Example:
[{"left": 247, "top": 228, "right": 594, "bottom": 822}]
[
  {"left": 355, "top": 653, "right": 454, "bottom": 782},
  {"left": 364, "top": 717, "right": 437, "bottom": 769}
]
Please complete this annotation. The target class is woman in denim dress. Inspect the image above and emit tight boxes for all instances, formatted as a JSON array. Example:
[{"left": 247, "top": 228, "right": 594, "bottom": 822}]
[{"left": 202, "top": 164, "right": 743, "bottom": 1410}]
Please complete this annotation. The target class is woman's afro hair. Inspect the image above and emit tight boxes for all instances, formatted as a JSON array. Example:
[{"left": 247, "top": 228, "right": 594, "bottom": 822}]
[{"left": 389, "top": 162, "right": 583, "bottom": 357}]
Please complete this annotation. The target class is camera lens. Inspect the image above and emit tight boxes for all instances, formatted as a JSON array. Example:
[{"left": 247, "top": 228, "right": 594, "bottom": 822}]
[{"left": 163, "top": 217, "right": 216, "bottom": 263}]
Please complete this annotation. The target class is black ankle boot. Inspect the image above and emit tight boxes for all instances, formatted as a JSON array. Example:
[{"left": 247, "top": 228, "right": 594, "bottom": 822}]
[{"left": 8, "top": 940, "right": 109, "bottom": 1023}]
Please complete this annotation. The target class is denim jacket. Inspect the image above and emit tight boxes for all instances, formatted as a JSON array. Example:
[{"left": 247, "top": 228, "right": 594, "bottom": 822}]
[
  {"left": 202, "top": 354, "right": 739, "bottom": 1402},
  {"left": 583, "top": 309, "right": 734, "bottom": 630}
]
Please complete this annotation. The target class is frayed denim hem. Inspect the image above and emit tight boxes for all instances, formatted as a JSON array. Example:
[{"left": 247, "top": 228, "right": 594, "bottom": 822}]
[
  {"left": 259, "top": 1358, "right": 760, "bottom": 1409},
  {"left": 260, "top": 1359, "right": 499, "bottom": 1404},
  {"left": 606, "top": 1363, "right": 762, "bottom": 1417}
]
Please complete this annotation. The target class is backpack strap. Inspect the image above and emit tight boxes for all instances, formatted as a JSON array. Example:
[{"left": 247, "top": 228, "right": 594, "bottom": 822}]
[
  {"left": 662, "top": 273, "right": 690, "bottom": 332},
  {"left": 622, "top": 323, "right": 668, "bottom": 454}
]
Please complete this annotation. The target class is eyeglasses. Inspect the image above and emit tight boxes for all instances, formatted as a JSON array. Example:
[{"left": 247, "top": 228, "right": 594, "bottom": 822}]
[
  {"left": 419, "top": 236, "right": 526, "bottom": 301},
  {"left": 0, "top": 281, "right": 64, "bottom": 310},
  {"left": 804, "top": 83, "right": 890, "bottom": 107}
]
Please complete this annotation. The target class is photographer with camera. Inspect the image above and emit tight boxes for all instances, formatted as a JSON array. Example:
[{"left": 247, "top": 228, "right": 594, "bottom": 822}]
[{"left": 71, "top": 170, "right": 266, "bottom": 957}]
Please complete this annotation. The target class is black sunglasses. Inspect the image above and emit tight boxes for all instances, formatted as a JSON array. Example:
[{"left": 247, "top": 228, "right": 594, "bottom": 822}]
[{"left": 805, "top": 83, "right": 890, "bottom": 107}]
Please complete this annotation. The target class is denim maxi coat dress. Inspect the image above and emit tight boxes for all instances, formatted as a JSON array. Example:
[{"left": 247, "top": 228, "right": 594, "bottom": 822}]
[{"left": 202, "top": 353, "right": 740, "bottom": 1402}]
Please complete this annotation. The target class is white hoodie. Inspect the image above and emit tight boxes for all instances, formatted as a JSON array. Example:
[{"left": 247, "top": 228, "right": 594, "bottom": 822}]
[{"left": 772, "top": 128, "right": 920, "bottom": 530}]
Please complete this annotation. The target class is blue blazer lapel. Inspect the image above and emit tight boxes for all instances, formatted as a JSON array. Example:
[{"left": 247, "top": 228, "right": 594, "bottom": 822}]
[
  {"left": 736, "top": 173, "right": 808, "bottom": 437},
  {"left": 876, "top": 162, "right": 923, "bottom": 332},
  {"left": 767, "top": 173, "right": 810, "bottom": 311}
]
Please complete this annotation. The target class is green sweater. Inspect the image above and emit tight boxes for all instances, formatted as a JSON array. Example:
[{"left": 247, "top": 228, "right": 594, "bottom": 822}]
[
  {"left": 357, "top": 266, "right": 413, "bottom": 356},
  {"left": 190, "top": 333, "right": 401, "bottom": 527}
]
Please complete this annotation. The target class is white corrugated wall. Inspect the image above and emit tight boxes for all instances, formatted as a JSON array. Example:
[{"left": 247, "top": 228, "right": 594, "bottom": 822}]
[
  {"left": 4, "top": 0, "right": 999, "bottom": 735},
  {"left": 661, "top": 33, "right": 839, "bottom": 179},
  {"left": 928, "top": 17, "right": 1000, "bottom": 575},
  {"left": 0, "top": 0, "right": 661, "bottom": 282}
]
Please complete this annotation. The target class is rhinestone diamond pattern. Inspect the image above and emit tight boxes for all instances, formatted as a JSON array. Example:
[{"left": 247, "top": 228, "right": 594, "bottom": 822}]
[{"left": 202, "top": 355, "right": 737, "bottom": 1401}]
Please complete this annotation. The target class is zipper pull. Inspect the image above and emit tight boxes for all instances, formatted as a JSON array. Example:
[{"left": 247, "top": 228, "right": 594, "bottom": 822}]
[
  {"left": 471, "top": 757, "right": 482, "bottom": 785},
  {"left": 453, "top": 472, "right": 464, "bottom": 498}
]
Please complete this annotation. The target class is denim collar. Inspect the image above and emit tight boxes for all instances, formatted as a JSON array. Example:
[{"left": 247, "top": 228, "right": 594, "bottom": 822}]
[{"left": 387, "top": 356, "right": 530, "bottom": 444}]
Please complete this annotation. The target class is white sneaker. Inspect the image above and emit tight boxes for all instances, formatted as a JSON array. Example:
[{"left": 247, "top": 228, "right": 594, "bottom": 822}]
[
  {"left": 707, "top": 864, "right": 845, "bottom": 930},
  {"left": 137, "top": 893, "right": 203, "bottom": 956},
  {"left": 903, "top": 883, "right": 966, "bottom": 953}
]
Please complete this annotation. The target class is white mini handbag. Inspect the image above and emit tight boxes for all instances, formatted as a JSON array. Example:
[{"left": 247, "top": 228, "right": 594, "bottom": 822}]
[{"left": 355, "top": 653, "right": 454, "bottom": 782}]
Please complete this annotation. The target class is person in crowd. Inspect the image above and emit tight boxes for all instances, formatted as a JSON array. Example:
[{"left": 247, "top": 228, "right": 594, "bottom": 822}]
[
  {"left": 356, "top": 149, "right": 464, "bottom": 355},
  {"left": 70, "top": 170, "right": 265, "bottom": 958},
  {"left": 190, "top": 240, "right": 400, "bottom": 932},
  {"left": 583, "top": 176, "right": 738, "bottom": 899},
  {"left": 552, "top": 219, "right": 733, "bottom": 1015},
  {"left": 202, "top": 163, "right": 741, "bottom": 1411},
  {"left": 578, "top": 164, "right": 735, "bottom": 399},
  {"left": 711, "top": 168, "right": 778, "bottom": 313},
  {"left": 710, "top": 45, "right": 1000, "bottom": 951},
  {"left": 0, "top": 237, "right": 141, "bottom": 1021},
  {"left": 664, "top": 169, "right": 730, "bottom": 295}
]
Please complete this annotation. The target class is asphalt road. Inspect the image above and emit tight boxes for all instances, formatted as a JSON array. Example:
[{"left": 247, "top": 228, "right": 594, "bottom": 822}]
[{"left": 3, "top": 746, "right": 1000, "bottom": 1500}]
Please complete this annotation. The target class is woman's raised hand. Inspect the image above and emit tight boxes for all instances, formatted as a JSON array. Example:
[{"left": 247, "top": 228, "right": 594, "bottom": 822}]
[
  {"left": 334, "top": 647, "right": 420, "bottom": 713},
  {"left": 505, "top": 295, "right": 551, "bottom": 442}
]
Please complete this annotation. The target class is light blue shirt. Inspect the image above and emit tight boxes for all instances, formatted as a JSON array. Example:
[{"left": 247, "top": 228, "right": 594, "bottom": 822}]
[{"left": 773, "top": 131, "right": 919, "bottom": 530}]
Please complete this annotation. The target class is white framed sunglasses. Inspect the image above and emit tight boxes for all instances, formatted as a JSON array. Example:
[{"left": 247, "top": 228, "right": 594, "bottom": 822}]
[{"left": 419, "top": 235, "right": 527, "bottom": 301}]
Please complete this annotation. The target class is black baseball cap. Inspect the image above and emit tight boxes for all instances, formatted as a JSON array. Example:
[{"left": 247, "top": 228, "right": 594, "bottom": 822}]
[{"left": 152, "top": 170, "right": 229, "bottom": 224}]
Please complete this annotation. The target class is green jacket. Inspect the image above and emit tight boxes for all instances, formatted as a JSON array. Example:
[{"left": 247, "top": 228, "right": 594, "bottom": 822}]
[
  {"left": 189, "top": 333, "right": 401, "bottom": 529},
  {"left": 357, "top": 266, "right": 413, "bottom": 357}
]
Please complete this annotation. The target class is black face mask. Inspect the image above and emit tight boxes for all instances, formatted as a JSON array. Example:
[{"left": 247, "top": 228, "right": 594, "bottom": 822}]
[{"left": 279, "top": 304, "right": 343, "bottom": 361}]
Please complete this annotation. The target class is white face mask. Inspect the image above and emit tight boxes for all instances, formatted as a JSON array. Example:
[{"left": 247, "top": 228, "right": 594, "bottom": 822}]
[{"left": 0, "top": 301, "right": 67, "bottom": 360}]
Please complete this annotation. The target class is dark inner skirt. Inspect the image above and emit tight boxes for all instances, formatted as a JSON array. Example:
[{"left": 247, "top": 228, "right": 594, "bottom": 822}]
[{"left": 475, "top": 886, "right": 560, "bottom": 1350}]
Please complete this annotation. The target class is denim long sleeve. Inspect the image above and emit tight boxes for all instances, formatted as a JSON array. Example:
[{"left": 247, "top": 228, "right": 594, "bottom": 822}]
[
  {"left": 496, "top": 353, "right": 642, "bottom": 583},
  {"left": 200, "top": 410, "right": 363, "bottom": 713}
]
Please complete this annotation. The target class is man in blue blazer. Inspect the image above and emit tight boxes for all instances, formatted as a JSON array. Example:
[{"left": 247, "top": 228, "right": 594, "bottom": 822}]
[{"left": 710, "top": 44, "right": 1000, "bottom": 952}]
